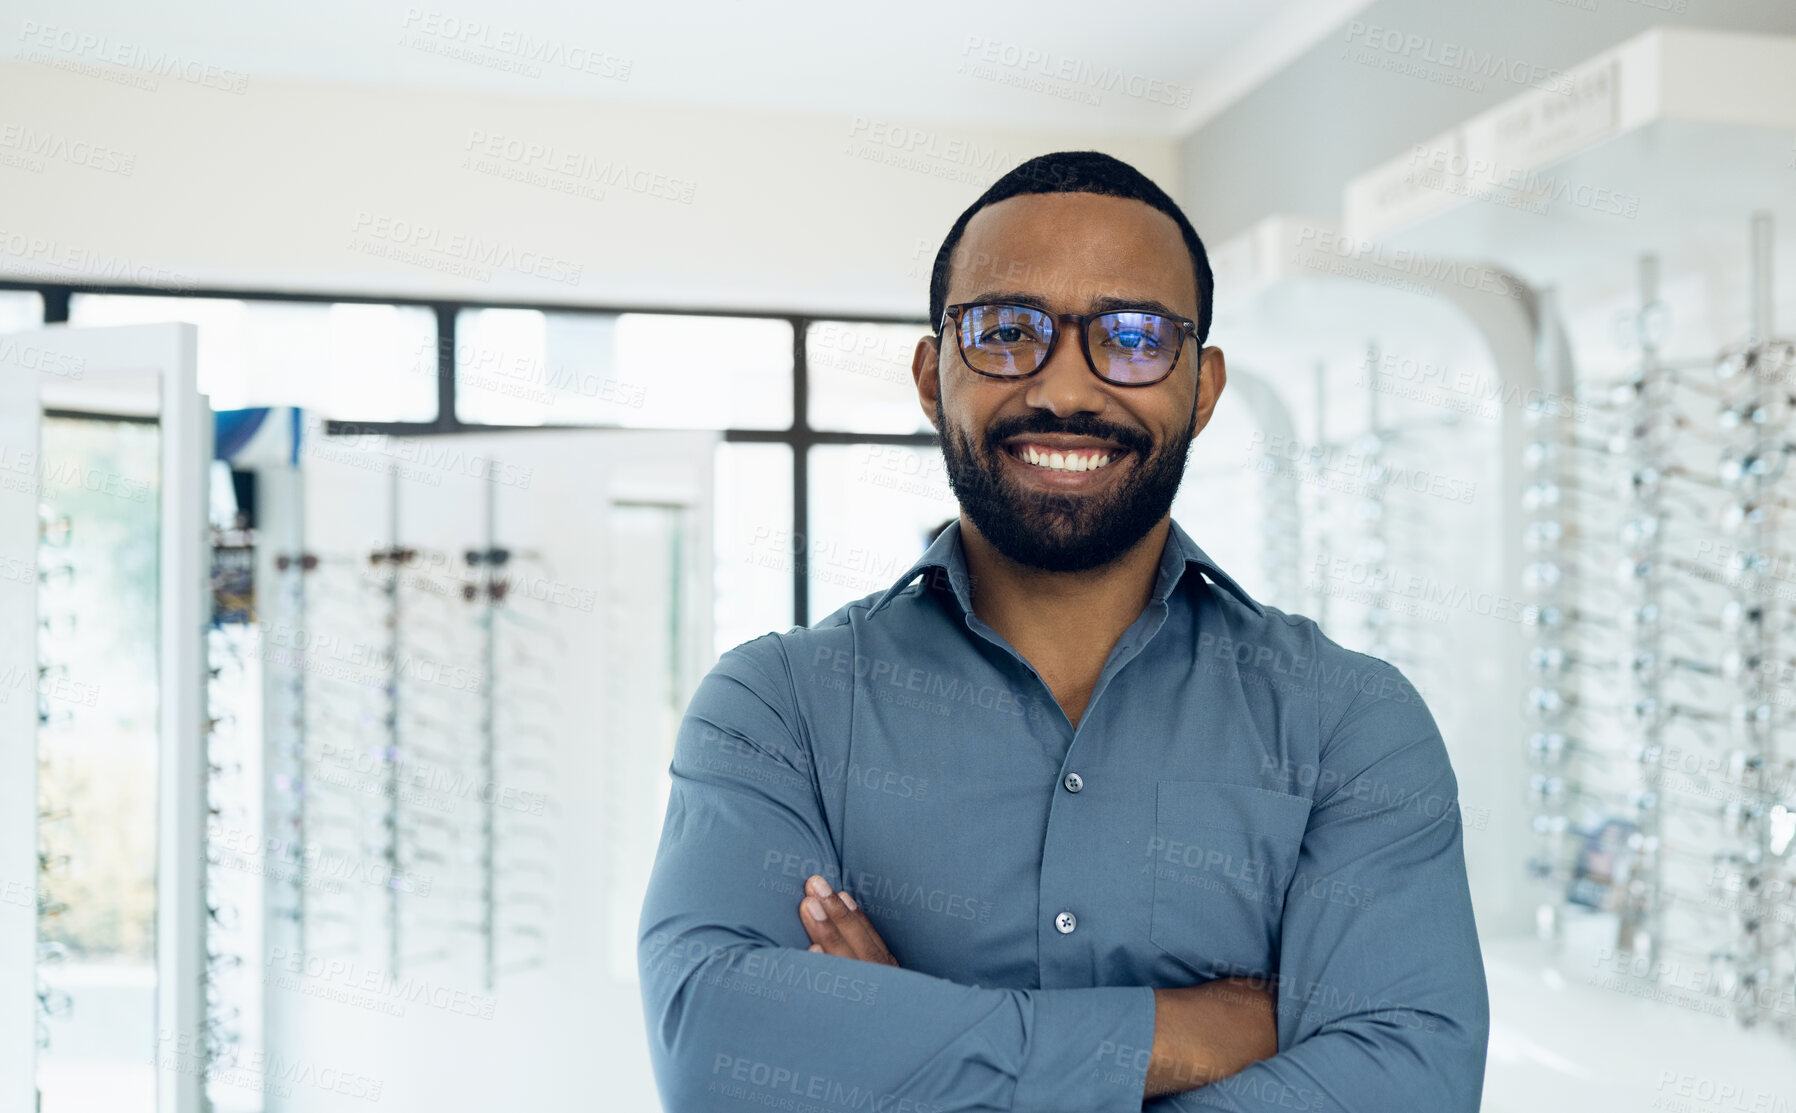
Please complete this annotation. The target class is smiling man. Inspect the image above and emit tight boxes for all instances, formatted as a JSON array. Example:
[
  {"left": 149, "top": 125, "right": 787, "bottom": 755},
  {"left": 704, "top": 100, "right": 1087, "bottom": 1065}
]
[{"left": 638, "top": 151, "right": 1489, "bottom": 1111}]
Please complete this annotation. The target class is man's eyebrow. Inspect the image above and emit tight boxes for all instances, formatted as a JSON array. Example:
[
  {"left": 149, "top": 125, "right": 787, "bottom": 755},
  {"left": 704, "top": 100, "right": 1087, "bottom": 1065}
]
[{"left": 967, "top": 290, "right": 1190, "bottom": 320}]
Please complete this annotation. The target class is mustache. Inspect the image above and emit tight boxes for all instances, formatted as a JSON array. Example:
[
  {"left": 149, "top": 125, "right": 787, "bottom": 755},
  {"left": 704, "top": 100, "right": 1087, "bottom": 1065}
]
[{"left": 982, "top": 415, "right": 1153, "bottom": 457}]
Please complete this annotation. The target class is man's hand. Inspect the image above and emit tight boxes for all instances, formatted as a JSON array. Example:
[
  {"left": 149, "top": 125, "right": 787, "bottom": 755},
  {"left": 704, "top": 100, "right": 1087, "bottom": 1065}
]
[
  {"left": 1144, "top": 976, "right": 1279, "bottom": 1099},
  {"left": 798, "top": 874, "right": 899, "bottom": 967}
]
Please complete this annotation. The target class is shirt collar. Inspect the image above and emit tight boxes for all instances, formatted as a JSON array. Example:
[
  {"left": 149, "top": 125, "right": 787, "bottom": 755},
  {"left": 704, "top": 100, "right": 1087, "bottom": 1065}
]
[{"left": 865, "top": 517, "right": 1264, "bottom": 619}]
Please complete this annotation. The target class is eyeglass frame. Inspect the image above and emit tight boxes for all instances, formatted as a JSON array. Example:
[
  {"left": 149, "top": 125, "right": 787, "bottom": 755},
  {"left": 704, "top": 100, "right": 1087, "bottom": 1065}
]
[{"left": 937, "top": 301, "right": 1201, "bottom": 388}]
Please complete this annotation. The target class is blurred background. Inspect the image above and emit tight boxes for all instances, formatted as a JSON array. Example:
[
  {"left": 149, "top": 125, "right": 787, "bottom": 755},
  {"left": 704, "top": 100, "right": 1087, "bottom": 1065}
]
[{"left": 3, "top": 1, "right": 1796, "bottom": 1110}]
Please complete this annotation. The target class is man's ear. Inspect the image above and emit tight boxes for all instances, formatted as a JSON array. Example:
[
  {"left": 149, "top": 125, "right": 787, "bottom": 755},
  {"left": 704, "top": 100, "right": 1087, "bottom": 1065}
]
[
  {"left": 1190, "top": 346, "right": 1227, "bottom": 439},
  {"left": 913, "top": 334, "right": 942, "bottom": 433}
]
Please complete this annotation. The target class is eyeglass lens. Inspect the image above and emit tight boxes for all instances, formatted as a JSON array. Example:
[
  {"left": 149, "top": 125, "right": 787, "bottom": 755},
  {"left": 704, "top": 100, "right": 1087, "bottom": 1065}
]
[{"left": 955, "top": 303, "right": 1183, "bottom": 384}]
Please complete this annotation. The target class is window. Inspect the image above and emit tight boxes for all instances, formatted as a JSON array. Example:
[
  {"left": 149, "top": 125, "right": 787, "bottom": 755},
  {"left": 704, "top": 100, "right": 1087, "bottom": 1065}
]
[
  {"left": 455, "top": 309, "right": 792, "bottom": 430},
  {"left": 714, "top": 443, "right": 794, "bottom": 658},
  {"left": 807, "top": 319, "right": 934, "bottom": 434},
  {"left": 68, "top": 296, "right": 436, "bottom": 421},
  {"left": 0, "top": 290, "right": 44, "bottom": 331},
  {"left": 806, "top": 444, "right": 956, "bottom": 622},
  {"left": 21, "top": 280, "right": 936, "bottom": 636}
]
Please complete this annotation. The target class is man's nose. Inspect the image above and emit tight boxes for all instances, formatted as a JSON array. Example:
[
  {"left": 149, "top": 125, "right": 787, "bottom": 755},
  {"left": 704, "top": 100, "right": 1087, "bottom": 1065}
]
[{"left": 1021, "top": 326, "right": 1108, "bottom": 416}]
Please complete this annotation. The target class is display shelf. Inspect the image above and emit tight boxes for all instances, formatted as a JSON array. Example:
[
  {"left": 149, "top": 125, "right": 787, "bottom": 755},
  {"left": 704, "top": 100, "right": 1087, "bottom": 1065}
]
[{"left": 1344, "top": 28, "right": 1796, "bottom": 299}]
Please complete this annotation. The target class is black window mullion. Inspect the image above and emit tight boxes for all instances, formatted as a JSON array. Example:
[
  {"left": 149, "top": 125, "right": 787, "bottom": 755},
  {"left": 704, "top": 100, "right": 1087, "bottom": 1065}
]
[
  {"left": 435, "top": 304, "right": 457, "bottom": 432},
  {"left": 792, "top": 317, "right": 809, "bottom": 629}
]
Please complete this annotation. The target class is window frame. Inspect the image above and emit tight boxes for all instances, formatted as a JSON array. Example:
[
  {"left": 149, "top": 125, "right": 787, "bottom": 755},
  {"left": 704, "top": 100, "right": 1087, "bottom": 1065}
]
[{"left": 3, "top": 278, "right": 936, "bottom": 627}]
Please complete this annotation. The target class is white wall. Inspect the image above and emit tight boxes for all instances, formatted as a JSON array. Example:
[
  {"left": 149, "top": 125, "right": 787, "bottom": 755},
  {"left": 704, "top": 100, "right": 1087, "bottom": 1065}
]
[
  {"left": 0, "top": 61, "right": 1177, "bottom": 316},
  {"left": 1174, "top": 0, "right": 1796, "bottom": 240}
]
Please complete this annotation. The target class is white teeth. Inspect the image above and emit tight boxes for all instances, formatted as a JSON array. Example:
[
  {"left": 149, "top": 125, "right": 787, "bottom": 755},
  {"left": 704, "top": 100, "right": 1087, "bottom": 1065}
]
[{"left": 1014, "top": 445, "right": 1114, "bottom": 473}]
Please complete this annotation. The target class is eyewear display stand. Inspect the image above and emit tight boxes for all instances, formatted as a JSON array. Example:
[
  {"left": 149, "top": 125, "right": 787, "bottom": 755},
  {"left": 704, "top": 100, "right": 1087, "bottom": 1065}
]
[
  {"left": 240, "top": 422, "right": 713, "bottom": 1111},
  {"left": 1206, "top": 212, "right": 1543, "bottom": 936},
  {"left": 1525, "top": 220, "right": 1796, "bottom": 1037},
  {"left": 0, "top": 323, "right": 210, "bottom": 1113}
]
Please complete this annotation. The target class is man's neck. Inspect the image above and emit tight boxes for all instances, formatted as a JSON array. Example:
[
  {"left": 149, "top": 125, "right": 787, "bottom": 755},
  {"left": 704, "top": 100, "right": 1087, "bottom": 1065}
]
[{"left": 958, "top": 515, "right": 1170, "bottom": 660}]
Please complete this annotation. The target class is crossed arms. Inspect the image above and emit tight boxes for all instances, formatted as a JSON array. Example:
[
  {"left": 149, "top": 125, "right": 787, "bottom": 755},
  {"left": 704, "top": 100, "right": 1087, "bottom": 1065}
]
[{"left": 637, "top": 641, "right": 1490, "bottom": 1112}]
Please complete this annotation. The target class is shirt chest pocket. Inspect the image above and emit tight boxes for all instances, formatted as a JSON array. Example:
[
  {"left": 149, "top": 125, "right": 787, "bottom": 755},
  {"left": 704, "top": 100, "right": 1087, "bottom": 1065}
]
[{"left": 1146, "top": 779, "right": 1311, "bottom": 979}]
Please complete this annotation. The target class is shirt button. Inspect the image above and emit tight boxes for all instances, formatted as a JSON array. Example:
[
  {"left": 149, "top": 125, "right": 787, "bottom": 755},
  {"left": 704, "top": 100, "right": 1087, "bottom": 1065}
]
[
  {"left": 1063, "top": 772, "right": 1084, "bottom": 793},
  {"left": 1054, "top": 911, "right": 1077, "bottom": 934}
]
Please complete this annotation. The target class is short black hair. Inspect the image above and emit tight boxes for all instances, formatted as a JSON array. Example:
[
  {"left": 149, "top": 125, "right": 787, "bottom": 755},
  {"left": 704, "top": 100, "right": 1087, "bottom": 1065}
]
[{"left": 927, "top": 150, "right": 1214, "bottom": 349}]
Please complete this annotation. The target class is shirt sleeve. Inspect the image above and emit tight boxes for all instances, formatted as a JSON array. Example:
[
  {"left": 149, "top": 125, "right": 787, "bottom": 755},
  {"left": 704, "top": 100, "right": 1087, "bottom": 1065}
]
[
  {"left": 1147, "top": 662, "right": 1490, "bottom": 1112},
  {"left": 637, "top": 634, "right": 1159, "bottom": 1113}
]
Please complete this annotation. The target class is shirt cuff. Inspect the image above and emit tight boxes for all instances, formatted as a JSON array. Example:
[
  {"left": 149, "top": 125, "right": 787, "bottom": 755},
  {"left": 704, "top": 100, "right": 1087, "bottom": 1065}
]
[{"left": 1012, "top": 985, "right": 1157, "bottom": 1113}]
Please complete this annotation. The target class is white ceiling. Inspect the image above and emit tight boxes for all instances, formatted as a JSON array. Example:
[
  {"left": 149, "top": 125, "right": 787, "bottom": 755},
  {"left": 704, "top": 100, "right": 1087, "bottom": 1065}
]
[{"left": 30, "top": 0, "right": 1377, "bottom": 136}]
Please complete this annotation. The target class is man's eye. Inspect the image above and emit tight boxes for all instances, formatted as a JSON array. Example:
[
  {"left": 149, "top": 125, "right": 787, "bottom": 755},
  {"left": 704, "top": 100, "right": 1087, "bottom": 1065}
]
[
  {"left": 1106, "top": 330, "right": 1158, "bottom": 351},
  {"left": 982, "top": 326, "right": 1034, "bottom": 344}
]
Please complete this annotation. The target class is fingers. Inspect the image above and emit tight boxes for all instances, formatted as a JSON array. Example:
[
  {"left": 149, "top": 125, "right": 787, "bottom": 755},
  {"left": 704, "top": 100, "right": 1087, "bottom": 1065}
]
[
  {"left": 799, "top": 878, "right": 851, "bottom": 955},
  {"left": 798, "top": 875, "right": 899, "bottom": 966}
]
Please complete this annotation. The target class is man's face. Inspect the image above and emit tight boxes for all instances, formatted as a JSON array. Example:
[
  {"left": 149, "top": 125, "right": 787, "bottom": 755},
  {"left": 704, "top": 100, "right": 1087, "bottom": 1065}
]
[{"left": 914, "top": 192, "right": 1226, "bottom": 574}]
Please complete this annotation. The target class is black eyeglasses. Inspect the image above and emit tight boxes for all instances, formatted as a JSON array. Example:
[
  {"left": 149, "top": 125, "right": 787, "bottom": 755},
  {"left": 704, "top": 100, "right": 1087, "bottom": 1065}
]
[{"left": 939, "top": 302, "right": 1198, "bottom": 387}]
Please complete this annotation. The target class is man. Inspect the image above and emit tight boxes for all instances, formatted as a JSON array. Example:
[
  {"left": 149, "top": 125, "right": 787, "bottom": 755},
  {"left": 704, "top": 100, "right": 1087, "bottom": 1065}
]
[{"left": 638, "top": 150, "right": 1489, "bottom": 1111}]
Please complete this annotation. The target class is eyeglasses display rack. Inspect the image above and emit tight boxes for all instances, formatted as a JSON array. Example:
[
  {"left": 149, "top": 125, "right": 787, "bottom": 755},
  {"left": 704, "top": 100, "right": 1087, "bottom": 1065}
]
[
  {"left": 1712, "top": 214, "right": 1796, "bottom": 1031},
  {"left": 1524, "top": 216, "right": 1796, "bottom": 1038},
  {"left": 1302, "top": 345, "right": 1462, "bottom": 700},
  {"left": 35, "top": 507, "right": 76, "bottom": 1058},
  {"left": 474, "top": 530, "right": 561, "bottom": 983},
  {"left": 263, "top": 458, "right": 560, "bottom": 998},
  {"left": 203, "top": 510, "right": 261, "bottom": 1111}
]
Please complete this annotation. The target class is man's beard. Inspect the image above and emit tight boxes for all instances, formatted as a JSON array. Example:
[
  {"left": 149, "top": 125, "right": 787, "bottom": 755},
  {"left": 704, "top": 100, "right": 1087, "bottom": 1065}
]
[{"left": 935, "top": 392, "right": 1195, "bottom": 573}]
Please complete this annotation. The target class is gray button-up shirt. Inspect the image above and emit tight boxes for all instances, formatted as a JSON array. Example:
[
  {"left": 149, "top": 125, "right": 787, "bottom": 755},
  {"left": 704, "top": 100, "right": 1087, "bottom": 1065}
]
[{"left": 639, "top": 517, "right": 1488, "bottom": 1112}]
